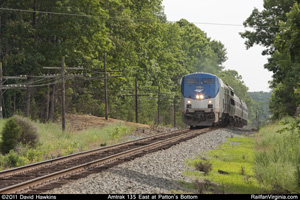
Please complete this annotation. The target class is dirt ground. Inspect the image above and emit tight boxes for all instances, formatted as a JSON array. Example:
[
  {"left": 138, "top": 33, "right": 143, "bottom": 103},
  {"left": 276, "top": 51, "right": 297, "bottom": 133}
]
[
  {"left": 56, "top": 114, "right": 178, "bottom": 146},
  {"left": 62, "top": 114, "right": 178, "bottom": 137},
  {"left": 63, "top": 114, "right": 150, "bottom": 133}
]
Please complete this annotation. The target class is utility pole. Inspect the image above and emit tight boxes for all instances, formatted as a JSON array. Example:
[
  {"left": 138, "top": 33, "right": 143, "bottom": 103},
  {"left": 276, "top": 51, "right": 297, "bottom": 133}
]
[
  {"left": 0, "top": 62, "right": 2, "bottom": 119},
  {"left": 156, "top": 87, "right": 169, "bottom": 125},
  {"left": 61, "top": 56, "right": 66, "bottom": 131},
  {"left": 0, "top": 63, "right": 28, "bottom": 118},
  {"left": 98, "top": 54, "right": 122, "bottom": 120},
  {"left": 157, "top": 87, "right": 160, "bottom": 125},
  {"left": 135, "top": 78, "right": 138, "bottom": 123},
  {"left": 174, "top": 96, "right": 176, "bottom": 128},
  {"left": 104, "top": 54, "right": 108, "bottom": 120},
  {"left": 256, "top": 109, "right": 260, "bottom": 128},
  {"left": 0, "top": 16, "right": 3, "bottom": 119},
  {"left": 45, "top": 70, "right": 50, "bottom": 121},
  {"left": 122, "top": 84, "right": 172, "bottom": 124},
  {"left": 43, "top": 57, "right": 83, "bottom": 132},
  {"left": 122, "top": 79, "right": 149, "bottom": 123},
  {"left": 25, "top": 78, "right": 33, "bottom": 117}
]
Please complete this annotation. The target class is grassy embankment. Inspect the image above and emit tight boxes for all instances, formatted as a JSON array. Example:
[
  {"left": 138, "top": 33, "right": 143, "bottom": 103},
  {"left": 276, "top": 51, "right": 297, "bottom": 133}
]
[
  {"left": 183, "top": 117, "right": 300, "bottom": 194},
  {"left": 0, "top": 119, "right": 136, "bottom": 171}
]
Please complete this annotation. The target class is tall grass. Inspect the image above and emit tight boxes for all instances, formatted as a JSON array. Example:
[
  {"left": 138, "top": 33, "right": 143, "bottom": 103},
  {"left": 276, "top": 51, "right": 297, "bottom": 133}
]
[
  {"left": 255, "top": 117, "right": 300, "bottom": 193},
  {"left": 36, "top": 121, "right": 135, "bottom": 158},
  {"left": 0, "top": 119, "right": 136, "bottom": 170}
]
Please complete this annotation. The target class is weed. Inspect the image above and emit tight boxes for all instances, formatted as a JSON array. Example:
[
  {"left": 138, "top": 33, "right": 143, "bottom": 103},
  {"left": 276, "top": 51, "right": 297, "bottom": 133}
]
[
  {"left": 240, "top": 166, "right": 245, "bottom": 175},
  {"left": 244, "top": 175, "right": 253, "bottom": 184},
  {"left": 184, "top": 136, "right": 262, "bottom": 194},
  {"left": 193, "top": 179, "right": 212, "bottom": 194},
  {"left": 111, "top": 127, "right": 129, "bottom": 140},
  {"left": 195, "top": 161, "right": 212, "bottom": 175},
  {"left": 3, "top": 150, "right": 29, "bottom": 167},
  {"left": 242, "top": 154, "right": 246, "bottom": 160},
  {"left": 296, "top": 165, "right": 300, "bottom": 192},
  {"left": 26, "top": 148, "right": 41, "bottom": 162},
  {"left": 254, "top": 117, "right": 300, "bottom": 193}
]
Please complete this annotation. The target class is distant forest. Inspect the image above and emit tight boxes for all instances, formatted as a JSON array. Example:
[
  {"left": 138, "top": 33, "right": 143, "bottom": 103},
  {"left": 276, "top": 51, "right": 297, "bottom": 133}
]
[{"left": 248, "top": 92, "right": 271, "bottom": 127}]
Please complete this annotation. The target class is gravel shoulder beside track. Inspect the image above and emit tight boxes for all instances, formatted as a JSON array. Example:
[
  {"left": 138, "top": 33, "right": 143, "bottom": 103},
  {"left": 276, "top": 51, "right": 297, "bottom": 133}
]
[{"left": 46, "top": 128, "right": 251, "bottom": 194}]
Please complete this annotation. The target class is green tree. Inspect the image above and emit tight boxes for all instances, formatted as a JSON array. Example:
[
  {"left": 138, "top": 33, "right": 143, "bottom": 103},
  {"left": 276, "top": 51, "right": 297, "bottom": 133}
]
[
  {"left": 0, "top": 118, "right": 22, "bottom": 154},
  {"left": 218, "top": 70, "right": 248, "bottom": 101},
  {"left": 240, "top": 0, "right": 300, "bottom": 119},
  {"left": 270, "top": 2, "right": 300, "bottom": 118},
  {"left": 0, "top": 0, "right": 110, "bottom": 119},
  {"left": 240, "top": 0, "right": 295, "bottom": 56},
  {"left": 176, "top": 19, "right": 224, "bottom": 74},
  {"left": 0, "top": 0, "right": 233, "bottom": 127}
]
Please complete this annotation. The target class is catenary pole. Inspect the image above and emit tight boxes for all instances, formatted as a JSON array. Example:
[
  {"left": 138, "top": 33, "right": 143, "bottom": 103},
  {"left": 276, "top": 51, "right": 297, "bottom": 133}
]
[{"left": 61, "top": 56, "right": 66, "bottom": 131}]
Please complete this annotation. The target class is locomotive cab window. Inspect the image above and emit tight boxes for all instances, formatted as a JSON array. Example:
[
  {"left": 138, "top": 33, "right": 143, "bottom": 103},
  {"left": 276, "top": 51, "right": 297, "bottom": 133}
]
[
  {"left": 185, "top": 78, "right": 199, "bottom": 84},
  {"left": 201, "top": 78, "right": 215, "bottom": 84}
]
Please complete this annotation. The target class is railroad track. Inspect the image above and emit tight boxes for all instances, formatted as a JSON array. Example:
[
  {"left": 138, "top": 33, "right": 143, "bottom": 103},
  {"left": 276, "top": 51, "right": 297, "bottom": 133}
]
[{"left": 0, "top": 127, "right": 213, "bottom": 194}]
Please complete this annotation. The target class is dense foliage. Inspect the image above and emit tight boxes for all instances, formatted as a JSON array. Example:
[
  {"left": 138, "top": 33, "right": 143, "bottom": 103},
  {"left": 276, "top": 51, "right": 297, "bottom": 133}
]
[
  {"left": 255, "top": 117, "right": 300, "bottom": 193},
  {"left": 0, "top": 117, "right": 21, "bottom": 154},
  {"left": 241, "top": 0, "right": 300, "bottom": 119},
  {"left": 0, "top": 116, "right": 38, "bottom": 154},
  {"left": 248, "top": 92, "right": 271, "bottom": 126},
  {"left": 14, "top": 115, "right": 39, "bottom": 148},
  {"left": 0, "top": 0, "right": 253, "bottom": 126}
]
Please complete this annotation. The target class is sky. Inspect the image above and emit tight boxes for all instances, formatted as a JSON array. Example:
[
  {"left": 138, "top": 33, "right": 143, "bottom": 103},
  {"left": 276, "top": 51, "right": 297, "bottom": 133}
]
[{"left": 162, "top": 0, "right": 273, "bottom": 92}]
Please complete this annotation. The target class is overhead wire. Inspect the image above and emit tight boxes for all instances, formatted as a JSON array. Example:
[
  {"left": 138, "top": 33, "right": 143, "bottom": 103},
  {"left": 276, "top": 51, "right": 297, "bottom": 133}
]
[
  {"left": 0, "top": 7, "right": 281, "bottom": 29},
  {"left": 0, "top": 7, "right": 279, "bottom": 90}
]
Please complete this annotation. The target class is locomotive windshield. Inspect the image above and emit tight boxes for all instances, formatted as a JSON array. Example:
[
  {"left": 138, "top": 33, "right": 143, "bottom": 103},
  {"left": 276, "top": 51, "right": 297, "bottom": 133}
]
[
  {"left": 185, "top": 78, "right": 199, "bottom": 84},
  {"left": 181, "top": 73, "right": 219, "bottom": 99},
  {"left": 201, "top": 78, "right": 215, "bottom": 84}
]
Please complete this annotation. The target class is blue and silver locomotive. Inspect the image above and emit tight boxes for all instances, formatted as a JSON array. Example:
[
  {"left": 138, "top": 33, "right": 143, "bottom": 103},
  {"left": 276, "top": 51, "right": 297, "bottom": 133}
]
[{"left": 181, "top": 72, "right": 248, "bottom": 128}]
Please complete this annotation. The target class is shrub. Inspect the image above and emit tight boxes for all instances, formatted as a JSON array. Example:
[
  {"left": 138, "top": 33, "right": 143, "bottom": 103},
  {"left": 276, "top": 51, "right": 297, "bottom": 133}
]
[
  {"left": 195, "top": 161, "right": 212, "bottom": 175},
  {"left": 4, "top": 150, "right": 19, "bottom": 167},
  {"left": 0, "top": 154, "right": 4, "bottom": 171},
  {"left": 3, "top": 150, "right": 29, "bottom": 168},
  {"left": 111, "top": 127, "right": 129, "bottom": 139},
  {"left": 193, "top": 179, "right": 212, "bottom": 194},
  {"left": 26, "top": 148, "right": 42, "bottom": 162},
  {"left": 14, "top": 115, "right": 39, "bottom": 148},
  {"left": 0, "top": 117, "right": 22, "bottom": 154}
]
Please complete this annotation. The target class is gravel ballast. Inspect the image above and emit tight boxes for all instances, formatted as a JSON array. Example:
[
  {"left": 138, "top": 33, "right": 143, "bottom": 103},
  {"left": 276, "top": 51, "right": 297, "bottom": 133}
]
[{"left": 46, "top": 128, "right": 247, "bottom": 194}]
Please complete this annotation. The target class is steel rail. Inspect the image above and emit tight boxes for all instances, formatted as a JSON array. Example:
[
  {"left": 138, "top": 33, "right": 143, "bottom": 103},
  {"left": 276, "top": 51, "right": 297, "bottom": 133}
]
[
  {"left": 0, "top": 129, "right": 189, "bottom": 178},
  {"left": 0, "top": 128, "right": 210, "bottom": 194}
]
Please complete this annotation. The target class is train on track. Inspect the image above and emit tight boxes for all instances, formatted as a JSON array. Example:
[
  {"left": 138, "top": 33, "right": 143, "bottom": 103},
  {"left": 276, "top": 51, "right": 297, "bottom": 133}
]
[{"left": 181, "top": 72, "right": 248, "bottom": 128}]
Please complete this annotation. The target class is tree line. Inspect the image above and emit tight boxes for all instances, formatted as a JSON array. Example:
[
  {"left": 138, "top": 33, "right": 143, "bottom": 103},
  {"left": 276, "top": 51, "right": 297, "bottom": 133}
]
[
  {"left": 0, "top": 0, "right": 259, "bottom": 127},
  {"left": 241, "top": 0, "right": 300, "bottom": 120}
]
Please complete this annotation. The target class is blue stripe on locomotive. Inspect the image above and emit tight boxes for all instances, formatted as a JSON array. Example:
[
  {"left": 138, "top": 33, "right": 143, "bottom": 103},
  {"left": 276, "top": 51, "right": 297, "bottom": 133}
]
[{"left": 181, "top": 73, "right": 219, "bottom": 99}]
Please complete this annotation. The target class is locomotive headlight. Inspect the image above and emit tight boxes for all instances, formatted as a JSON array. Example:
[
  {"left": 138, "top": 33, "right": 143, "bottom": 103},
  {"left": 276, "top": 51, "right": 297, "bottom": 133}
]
[
  {"left": 195, "top": 94, "right": 204, "bottom": 100},
  {"left": 208, "top": 100, "right": 212, "bottom": 104},
  {"left": 187, "top": 100, "right": 191, "bottom": 104}
]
